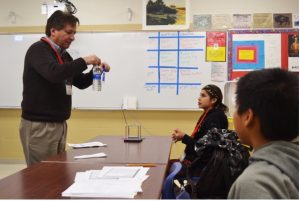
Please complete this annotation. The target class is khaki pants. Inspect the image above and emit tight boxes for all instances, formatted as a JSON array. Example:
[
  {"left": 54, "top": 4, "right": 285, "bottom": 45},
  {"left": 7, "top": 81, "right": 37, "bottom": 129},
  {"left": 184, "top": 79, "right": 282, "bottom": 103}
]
[{"left": 19, "top": 118, "right": 67, "bottom": 166}]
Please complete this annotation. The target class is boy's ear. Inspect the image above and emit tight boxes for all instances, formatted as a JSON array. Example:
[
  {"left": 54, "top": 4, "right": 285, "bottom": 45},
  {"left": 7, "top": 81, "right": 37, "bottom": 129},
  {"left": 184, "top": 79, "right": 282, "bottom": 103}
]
[{"left": 243, "top": 108, "right": 255, "bottom": 127}]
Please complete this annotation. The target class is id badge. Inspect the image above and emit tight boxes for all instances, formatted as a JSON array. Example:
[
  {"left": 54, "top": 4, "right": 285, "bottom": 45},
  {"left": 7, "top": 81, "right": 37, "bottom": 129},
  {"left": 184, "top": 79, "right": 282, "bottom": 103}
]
[{"left": 66, "top": 84, "right": 72, "bottom": 95}]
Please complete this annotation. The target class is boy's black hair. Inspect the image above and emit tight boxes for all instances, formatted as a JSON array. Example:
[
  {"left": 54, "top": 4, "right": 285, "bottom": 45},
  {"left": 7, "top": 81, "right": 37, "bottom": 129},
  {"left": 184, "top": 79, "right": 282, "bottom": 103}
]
[
  {"left": 236, "top": 68, "right": 299, "bottom": 141},
  {"left": 45, "top": 10, "right": 79, "bottom": 37}
]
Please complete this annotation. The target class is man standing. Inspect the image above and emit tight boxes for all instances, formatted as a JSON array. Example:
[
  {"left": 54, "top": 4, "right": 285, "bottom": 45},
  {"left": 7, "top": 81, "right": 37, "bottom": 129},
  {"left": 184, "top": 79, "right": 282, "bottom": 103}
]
[{"left": 20, "top": 10, "right": 102, "bottom": 166}]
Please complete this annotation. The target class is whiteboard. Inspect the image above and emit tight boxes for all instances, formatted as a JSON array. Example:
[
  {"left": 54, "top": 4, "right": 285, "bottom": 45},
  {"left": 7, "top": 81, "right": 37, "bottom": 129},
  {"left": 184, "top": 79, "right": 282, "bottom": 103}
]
[{"left": 0, "top": 31, "right": 227, "bottom": 110}]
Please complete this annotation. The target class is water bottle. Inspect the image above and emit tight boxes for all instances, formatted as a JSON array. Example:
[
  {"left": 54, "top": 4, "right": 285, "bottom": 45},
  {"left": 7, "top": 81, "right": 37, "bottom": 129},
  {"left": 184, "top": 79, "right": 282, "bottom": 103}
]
[{"left": 92, "top": 65, "right": 102, "bottom": 91}]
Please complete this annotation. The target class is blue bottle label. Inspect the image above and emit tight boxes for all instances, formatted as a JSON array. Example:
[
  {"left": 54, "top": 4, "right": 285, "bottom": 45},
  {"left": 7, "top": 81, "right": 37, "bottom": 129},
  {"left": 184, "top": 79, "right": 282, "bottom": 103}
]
[{"left": 93, "top": 73, "right": 101, "bottom": 79}]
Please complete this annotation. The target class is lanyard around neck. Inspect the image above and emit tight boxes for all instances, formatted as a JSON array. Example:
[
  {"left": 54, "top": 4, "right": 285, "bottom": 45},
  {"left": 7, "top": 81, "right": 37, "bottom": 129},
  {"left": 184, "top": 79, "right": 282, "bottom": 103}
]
[
  {"left": 40, "top": 37, "right": 64, "bottom": 64},
  {"left": 191, "top": 109, "right": 210, "bottom": 138}
]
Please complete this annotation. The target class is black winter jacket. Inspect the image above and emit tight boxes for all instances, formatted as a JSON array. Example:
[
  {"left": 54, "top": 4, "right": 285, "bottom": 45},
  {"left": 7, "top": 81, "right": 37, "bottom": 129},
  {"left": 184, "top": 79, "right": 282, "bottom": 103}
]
[
  {"left": 182, "top": 108, "right": 228, "bottom": 162},
  {"left": 21, "top": 39, "right": 93, "bottom": 122}
]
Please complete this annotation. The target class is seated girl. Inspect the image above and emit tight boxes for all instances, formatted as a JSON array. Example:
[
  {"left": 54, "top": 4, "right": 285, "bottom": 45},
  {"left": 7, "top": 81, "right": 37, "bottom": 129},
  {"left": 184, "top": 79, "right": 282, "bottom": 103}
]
[{"left": 171, "top": 84, "right": 228, "bottom": 167}]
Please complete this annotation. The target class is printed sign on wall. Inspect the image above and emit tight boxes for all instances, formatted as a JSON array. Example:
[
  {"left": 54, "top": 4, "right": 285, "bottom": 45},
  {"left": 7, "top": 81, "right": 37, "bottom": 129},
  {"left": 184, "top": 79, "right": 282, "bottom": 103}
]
[{"left": 206, "top": 32, "right": 226, "bottom": 62}]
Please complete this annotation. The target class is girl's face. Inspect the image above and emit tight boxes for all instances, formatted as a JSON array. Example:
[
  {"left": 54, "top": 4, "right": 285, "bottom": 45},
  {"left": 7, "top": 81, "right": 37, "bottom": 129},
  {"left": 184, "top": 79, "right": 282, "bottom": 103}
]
[{"left": 198, "top": 89, "right": 216, "bottom": 110}]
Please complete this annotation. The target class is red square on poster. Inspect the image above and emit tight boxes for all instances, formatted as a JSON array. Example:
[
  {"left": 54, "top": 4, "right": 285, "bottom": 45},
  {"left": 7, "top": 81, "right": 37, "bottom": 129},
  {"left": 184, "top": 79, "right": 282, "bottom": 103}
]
[{"left": 231, "top": 71, "right": 249, "bottom": 80}]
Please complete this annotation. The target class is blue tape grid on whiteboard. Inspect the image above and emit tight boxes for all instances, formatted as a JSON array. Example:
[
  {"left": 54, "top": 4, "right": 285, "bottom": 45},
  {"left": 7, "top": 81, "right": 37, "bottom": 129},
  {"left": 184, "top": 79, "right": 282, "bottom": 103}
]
[{"left": 146, "top": 31, "right": 204, "bottom": 95}]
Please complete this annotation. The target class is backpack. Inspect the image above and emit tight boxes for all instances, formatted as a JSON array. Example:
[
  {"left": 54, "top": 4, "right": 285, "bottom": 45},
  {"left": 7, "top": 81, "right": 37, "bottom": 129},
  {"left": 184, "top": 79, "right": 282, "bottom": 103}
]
[{"left": 185, "top": 128, "right": 251, "bottom": 199}]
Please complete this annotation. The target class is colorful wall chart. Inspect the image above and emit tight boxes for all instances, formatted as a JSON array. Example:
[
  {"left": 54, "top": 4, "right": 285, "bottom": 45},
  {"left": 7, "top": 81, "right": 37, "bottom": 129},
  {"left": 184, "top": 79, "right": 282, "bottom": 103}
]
[
  {"left": 232, "top": 40, "right": 265, "bottom": 70},
  {"left": 228, "top": 29, "right": 299, "bottom": 80}
]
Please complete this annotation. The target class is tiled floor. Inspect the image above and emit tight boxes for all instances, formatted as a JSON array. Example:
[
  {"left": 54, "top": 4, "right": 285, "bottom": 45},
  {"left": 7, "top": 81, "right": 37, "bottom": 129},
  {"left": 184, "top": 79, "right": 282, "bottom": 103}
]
[{"left": 0, "top": 164, "right": 26, "bottom": 179}]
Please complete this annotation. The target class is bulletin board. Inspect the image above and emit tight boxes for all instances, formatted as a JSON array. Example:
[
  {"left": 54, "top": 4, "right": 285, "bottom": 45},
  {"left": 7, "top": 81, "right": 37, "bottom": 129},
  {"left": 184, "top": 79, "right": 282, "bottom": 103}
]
[{"left": 227, "top": 29, "right": 299, "bottom": 80}]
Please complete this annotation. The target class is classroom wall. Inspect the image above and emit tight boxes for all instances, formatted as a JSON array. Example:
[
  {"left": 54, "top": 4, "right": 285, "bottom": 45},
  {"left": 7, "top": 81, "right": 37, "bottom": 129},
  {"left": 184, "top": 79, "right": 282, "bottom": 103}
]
[
  {"left": 0, "top": 109, "right": 204, "bottom": 161},
  {"left": 0, "top": 0, "right": 298, "bottom": 30},
  {"left": 0, "top": 0, "right": 298, "bottom": 162}
]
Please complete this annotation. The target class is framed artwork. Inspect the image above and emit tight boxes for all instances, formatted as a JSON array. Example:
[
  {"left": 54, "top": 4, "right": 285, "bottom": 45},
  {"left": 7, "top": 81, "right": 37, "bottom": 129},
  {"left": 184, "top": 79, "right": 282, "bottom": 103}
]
[
  {"left": 232, "top": 14, "right": 252, "bottom": 29},
  {"left": 293, "top": 14, "right": 299, "bottom": 28},
  {"left": 273, "top": 13, "right": 293, "bottom": 28},
  {"left": 253, "top": 13, "right": 273, "bottom": 28},
  {"left": 192, "top": 14, "right": 212, "bottom": 30},
  {"left": 287, "top": 33, "right": 299, "bottom": 72},
  {"left": 142, "top": 0, "right": 189, "bottom": 30}
]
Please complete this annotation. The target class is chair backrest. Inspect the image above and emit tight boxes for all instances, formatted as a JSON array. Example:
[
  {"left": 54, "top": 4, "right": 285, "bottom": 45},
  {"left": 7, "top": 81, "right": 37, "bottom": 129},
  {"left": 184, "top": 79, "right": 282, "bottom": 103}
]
[
  {"left": 162, "top": 162, "right": 182, "bottom": 199},
  {"left": 176, "top": 190, "right": 191, "bottom": 199}
]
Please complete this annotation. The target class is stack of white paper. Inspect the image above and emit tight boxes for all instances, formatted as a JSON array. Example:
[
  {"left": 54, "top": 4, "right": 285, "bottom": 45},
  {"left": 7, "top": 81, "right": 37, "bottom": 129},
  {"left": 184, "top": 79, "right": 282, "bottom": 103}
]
[
  {"left": 67, "top": 141, "right": 107, "bottom": 148},
  {"left": 62, "top": 166, "right": 149, "bottom": 198},
  {"left": 74, "top": 152, "right": 107, "bottom": 159}
]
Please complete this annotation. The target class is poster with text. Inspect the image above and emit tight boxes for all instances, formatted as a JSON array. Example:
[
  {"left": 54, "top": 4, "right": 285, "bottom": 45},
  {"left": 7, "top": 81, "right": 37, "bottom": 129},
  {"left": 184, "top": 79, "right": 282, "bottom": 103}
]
[
  {"left": 206, "top": 32, "right": 226, "bottom": 62},
  {"left": 232, "top": 14, "right": 252, "bottom": 29}
]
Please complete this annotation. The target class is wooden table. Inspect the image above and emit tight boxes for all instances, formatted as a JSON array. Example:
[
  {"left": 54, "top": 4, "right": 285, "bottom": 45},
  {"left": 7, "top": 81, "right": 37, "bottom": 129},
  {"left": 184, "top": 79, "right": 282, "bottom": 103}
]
[
  {"left": 43, "top": 136, "right": 173, "bottom": 165},
  {"left": 0, "top": 136, "right": 173, "bottom": 199},
  {"left": 0, "top": 162, "right": 167, "bottom": 199}
]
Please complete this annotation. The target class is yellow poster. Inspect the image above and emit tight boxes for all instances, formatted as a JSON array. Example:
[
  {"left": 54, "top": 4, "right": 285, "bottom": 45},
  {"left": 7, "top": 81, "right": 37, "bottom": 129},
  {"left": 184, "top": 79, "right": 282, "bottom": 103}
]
[{"left": 206, "top": 46, "right": 226, "bottom": 61}]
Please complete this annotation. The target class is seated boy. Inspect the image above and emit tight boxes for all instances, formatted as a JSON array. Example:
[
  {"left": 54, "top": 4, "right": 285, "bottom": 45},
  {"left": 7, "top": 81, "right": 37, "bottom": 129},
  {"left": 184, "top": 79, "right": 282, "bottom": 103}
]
[{"left": 228, "top": 68, "right": 299, "bottom": 199}]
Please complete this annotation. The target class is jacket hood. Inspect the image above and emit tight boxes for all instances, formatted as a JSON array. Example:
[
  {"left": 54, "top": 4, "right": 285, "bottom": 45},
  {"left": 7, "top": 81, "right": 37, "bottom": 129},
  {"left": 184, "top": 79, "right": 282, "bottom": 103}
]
[{"left": 250, "top": 141, "right": 299, "bottom": 189}]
